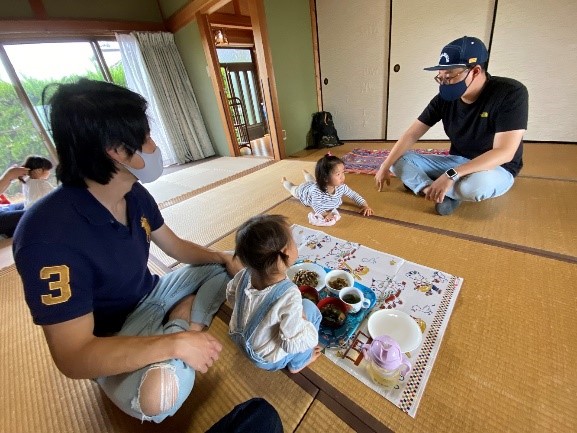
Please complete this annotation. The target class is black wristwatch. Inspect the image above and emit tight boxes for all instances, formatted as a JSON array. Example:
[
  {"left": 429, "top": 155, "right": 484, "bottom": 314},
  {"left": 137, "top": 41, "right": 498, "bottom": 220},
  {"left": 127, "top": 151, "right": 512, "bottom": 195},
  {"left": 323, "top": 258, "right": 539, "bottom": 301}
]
[{"left": 445, "top": 168, "right": 458, "bottom": 180}]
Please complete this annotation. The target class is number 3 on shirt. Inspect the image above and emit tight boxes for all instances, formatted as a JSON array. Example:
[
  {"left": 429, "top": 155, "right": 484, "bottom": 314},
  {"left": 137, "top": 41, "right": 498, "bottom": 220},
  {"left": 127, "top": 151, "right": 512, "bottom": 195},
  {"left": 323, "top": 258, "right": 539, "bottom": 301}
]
[{"left": 40, "top": 265, "right": 72, "bottom": 305}]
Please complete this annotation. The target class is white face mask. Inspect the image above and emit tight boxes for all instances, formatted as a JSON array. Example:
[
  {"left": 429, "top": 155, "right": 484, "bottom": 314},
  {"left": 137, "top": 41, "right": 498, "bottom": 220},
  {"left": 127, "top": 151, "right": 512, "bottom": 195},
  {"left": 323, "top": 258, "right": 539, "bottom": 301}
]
[{"left": 123, "top": 147, "right": 164, "bottom": 183}]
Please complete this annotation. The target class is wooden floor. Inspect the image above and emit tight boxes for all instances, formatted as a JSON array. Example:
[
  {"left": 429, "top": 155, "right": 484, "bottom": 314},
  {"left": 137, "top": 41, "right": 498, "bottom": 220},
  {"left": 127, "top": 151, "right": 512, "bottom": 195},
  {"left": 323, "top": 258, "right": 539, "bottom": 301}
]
[{"left": 1, "top": 140, "right": 576, "bottom": 433}]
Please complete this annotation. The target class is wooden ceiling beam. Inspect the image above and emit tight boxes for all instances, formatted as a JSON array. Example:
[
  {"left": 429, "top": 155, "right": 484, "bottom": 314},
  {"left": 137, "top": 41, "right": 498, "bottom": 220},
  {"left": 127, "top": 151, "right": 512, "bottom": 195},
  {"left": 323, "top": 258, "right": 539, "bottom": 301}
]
[
  {"left": 166, "top": 0, "right": 230, "bottom": 32},
  {"left": 0, "top": 19, "right": 166, "bottom": 40},
  {"left": 208, "top": 12, "right": 251, "bottom": 29}
]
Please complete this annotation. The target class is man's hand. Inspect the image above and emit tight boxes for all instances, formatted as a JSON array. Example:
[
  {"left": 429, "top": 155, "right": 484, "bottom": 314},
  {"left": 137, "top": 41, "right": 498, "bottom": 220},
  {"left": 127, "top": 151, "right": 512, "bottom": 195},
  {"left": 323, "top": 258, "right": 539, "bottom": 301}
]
[
  {"left": 374, "top": 165, "right": 392, "bottom": 192},
  {"left": 221, "top": 252, "right": 243, "bottom": 276},
  {"left": 423, "top": 176, "right": 454, "bottom": 203},
  {"left": 173, "top": 331, "right": 222, "bottom": 373}
]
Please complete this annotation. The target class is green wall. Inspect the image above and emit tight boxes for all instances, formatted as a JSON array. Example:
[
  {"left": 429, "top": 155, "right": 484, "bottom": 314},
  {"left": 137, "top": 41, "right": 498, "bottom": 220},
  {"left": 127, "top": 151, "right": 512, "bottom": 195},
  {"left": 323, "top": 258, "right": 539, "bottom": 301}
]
[
  {"left": 174, "top": 22, "right": 229, "bottom": 157},
  {"left": 42, "top": 0, "right": 163, "bottom": 22},
  {"left": 0, "top": 1, "right": 33, "bottom": 18},
  {"left": 264, "top": 0, "right": 317, "bottom": 156}
]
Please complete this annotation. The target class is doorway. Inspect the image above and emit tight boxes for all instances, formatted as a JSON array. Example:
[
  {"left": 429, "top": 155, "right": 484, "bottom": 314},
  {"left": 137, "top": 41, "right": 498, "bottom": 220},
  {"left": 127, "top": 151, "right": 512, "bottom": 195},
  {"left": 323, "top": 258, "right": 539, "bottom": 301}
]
[
  {"left": 196, "top": 0, "right": 284, "bottom": 160},
  {"left": 217, "top": 47, "right": 268, "bottom": 153}
]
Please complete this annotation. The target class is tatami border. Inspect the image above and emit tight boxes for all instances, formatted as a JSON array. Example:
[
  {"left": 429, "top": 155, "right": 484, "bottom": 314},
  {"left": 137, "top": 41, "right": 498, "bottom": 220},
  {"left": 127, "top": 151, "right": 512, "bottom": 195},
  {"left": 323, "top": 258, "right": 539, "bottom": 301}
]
[{"left": 339, "top": 209, "right": 577, "bottom": 265}]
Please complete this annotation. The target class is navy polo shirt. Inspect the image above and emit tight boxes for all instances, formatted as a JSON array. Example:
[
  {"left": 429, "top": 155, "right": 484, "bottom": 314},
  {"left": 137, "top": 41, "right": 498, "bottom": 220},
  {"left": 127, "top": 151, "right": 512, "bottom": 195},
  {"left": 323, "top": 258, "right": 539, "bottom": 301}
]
[{"left": 13, "top": 182, "right": 163, "bottom": 336}]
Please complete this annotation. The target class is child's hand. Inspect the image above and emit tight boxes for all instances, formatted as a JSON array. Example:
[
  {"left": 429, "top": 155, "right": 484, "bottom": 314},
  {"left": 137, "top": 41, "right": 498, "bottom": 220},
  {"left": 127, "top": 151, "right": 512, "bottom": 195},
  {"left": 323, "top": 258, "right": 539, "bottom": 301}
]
[
  {"left": 322, "top": 212, "right": 335, "bottom": 222},
  {"left": 360, "top": 206, "right": 374, "bottom": 216}
]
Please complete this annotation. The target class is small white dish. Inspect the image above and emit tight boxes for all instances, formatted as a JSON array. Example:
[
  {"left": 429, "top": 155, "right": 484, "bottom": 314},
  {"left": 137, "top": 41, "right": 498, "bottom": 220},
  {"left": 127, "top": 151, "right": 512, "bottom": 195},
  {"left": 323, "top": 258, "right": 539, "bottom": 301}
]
[
  {"left": 367, "top": 309, "right": 423, "bottom": 353},
  {"left": 324, "top": 269, "right": 355, "bottom": 296},
  {"left": 286, "top": 262, "right": 327, "bottom": 292}
]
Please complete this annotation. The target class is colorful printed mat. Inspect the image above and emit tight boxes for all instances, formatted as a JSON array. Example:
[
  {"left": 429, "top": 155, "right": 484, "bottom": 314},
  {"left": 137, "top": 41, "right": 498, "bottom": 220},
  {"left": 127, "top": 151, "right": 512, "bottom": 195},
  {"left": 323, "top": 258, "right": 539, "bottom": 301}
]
[
  {"left": 342, "top": 148, "right": 450, "bottom": 174},
  {"left": 291, "top": 224, "right": 463, "bottom": 418}
]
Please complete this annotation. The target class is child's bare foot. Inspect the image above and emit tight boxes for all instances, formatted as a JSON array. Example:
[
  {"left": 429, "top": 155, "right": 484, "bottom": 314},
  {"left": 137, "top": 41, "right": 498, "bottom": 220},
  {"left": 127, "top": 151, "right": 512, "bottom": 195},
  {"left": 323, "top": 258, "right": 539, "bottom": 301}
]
[{"left": 288, "top": 345, "right": 322, "bottom": 373}]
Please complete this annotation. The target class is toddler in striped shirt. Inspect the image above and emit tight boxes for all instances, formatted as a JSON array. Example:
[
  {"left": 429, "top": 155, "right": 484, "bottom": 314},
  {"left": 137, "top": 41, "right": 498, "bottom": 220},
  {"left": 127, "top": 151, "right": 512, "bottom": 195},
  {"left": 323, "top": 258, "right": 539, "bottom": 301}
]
[{"left": 282, "top": 154, "right": 373, "bottom": 226}]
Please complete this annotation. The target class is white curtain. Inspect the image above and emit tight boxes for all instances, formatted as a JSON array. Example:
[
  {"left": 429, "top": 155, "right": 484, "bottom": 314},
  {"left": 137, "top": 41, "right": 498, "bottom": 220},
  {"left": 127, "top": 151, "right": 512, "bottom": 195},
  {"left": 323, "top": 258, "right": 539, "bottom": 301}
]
[
  {"left": 116, "top": 32, "right": 216, "bottom": 165},
  {"left": 116, "top": 33, "right": 177, "bottom": 166}
]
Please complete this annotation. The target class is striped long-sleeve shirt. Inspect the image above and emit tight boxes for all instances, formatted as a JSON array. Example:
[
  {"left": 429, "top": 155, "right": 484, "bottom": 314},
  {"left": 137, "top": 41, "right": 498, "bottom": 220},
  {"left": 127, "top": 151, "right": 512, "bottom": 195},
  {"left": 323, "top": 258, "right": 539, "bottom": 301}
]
[{"left": 295, "top": 182, "right": 367, "bottom": 215}]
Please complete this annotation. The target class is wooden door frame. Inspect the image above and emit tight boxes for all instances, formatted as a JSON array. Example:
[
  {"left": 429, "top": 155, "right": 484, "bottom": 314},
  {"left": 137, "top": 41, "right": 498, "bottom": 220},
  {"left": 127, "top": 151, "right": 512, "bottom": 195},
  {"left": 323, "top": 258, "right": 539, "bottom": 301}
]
[{"left": 193, "top": 0, "right": 285, "bottom": 160}]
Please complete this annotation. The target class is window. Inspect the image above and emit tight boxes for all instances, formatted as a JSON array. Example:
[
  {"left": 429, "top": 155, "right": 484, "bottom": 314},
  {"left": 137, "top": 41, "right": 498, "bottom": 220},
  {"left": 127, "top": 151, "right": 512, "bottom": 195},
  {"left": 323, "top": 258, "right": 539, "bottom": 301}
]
[{"left": 0, "top": 39, "right": 126, "bottom": 202}]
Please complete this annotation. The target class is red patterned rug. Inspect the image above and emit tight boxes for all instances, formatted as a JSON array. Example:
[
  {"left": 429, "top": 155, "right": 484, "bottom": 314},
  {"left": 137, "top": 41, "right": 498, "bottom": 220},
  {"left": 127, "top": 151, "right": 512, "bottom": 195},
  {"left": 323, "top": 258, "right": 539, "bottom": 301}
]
[{"left": 342, "top": 148, "right": 450, "bottom": 175}]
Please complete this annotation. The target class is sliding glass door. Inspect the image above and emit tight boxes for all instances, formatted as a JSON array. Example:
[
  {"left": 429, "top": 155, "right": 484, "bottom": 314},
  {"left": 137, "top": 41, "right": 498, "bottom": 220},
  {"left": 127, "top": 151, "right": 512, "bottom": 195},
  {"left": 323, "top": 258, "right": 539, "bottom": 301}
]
[{"left": 0, "top": 39, "right": 125, "bottom": 202}]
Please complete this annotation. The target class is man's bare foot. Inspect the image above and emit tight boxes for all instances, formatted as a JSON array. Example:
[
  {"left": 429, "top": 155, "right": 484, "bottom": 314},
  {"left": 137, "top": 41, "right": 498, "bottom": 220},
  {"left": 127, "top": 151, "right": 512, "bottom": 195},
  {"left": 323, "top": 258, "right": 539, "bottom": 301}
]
[{"left": 288, "top": 345, "right": 322, "bottom": 374}]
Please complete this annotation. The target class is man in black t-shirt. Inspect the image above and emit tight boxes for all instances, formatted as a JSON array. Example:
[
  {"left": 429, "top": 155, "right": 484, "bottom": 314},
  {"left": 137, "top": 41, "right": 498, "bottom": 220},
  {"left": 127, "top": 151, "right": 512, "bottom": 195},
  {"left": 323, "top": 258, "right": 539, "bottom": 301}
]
[{"left": 375, "top": 36, "right": 528, "bottom": 215}]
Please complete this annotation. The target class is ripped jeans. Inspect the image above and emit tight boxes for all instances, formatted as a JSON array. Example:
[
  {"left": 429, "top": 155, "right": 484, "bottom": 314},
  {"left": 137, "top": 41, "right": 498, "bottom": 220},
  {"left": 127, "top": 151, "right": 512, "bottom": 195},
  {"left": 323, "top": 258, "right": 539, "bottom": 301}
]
[{"left": 96, "top": 263, "right": 230, "bottom": 423}]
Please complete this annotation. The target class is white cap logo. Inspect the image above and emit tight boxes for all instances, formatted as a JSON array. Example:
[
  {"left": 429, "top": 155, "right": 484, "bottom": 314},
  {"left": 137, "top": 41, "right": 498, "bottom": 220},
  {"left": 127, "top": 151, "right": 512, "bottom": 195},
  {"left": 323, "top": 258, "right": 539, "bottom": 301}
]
[{"left": 440, "top": 52, "right": 450, "bottom": 63}]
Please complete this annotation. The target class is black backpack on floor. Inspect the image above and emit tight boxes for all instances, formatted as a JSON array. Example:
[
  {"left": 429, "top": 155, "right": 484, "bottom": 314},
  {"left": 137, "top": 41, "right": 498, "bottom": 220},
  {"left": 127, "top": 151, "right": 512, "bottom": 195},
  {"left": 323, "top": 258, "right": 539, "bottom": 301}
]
[{"left": 306, "top": 111, "right": 344, "bottom": 149}]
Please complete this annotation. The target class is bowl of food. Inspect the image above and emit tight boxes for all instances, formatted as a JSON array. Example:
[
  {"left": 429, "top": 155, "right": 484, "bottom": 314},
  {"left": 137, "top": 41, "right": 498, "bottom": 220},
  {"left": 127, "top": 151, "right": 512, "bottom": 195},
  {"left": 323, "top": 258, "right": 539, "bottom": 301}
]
[
  {"left": 287, "top": 262, "right": 326, "bottom": 292},
  {"left": 324, "top": 269, "right": 354, "bottom": 296},
  {"left": 317, "top": 297, "right": 348, "bottom": 328},
  {"left": 299, "top": 285, "right": 320, "bottom": 304}
]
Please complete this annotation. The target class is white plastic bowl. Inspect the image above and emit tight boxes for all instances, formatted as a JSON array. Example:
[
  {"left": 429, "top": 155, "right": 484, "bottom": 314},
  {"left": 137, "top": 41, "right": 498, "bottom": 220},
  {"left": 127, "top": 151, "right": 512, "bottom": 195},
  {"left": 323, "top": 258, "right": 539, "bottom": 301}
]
[
  {"left": 286, "top": 262, "right": 327, "bottom": 292},
  {"left": 367, "top": 309, "right": 423, "bottom": 353}
]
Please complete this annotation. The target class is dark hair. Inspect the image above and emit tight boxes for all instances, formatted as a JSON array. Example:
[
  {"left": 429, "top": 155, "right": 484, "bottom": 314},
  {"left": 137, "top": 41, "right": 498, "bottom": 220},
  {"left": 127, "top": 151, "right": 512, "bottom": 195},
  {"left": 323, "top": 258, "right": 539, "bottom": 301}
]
[
  {"left": 23, "top": 155, "right": 53, "bottom": 171},
  {"left": 315, "top": 154, "right": 345, "bottom": 193},
  {"left": 42, "top": 78, "right": 150, "bottom": 187},
  {"left": 234, "top": 214, "right": 292, "bottom": 276}
]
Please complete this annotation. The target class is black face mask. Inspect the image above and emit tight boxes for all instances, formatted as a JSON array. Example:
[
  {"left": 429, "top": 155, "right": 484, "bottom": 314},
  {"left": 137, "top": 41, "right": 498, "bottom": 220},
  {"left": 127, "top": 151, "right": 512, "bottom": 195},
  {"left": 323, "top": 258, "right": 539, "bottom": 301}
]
[{"left": 439, "top": 69, "right": 472, "bottom": 101}]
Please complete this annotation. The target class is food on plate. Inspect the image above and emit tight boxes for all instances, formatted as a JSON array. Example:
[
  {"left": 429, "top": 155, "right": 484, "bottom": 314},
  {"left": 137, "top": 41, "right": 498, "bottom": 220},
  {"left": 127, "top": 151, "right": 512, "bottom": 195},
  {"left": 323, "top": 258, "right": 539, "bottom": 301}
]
[
  {"left": 328, "top": 277, "right": 348, "bottom": 291},
  {"left": 320, "top": 303, "right": 346, "bottom": 327},
  {"left": 299, "top": 285, "right": 320, "bottom": 303},
  {"left": 292, "top": 269, "right": 319, "bottom": 288}
]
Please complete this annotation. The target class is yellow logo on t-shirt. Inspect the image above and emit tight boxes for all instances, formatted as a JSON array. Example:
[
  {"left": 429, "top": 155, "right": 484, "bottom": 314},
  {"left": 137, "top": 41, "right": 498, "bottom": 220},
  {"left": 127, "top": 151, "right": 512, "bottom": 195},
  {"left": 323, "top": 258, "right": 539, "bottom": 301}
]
[
  {"left": 141, "top": 216, "right": 151, "bottom": 242},
  {"left": 480, "top": 112, "right": 489, "bottom": 118}
]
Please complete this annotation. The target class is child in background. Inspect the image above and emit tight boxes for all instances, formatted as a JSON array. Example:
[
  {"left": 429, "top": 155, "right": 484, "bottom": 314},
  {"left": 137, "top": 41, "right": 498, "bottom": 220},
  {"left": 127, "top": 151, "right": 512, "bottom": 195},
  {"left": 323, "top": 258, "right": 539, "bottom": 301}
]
[
  {"left": 20, "top": 156, "right": 54, "bottom": 209},
  {"left": 227, "top": 214, "right": 322, "bottom": 373},
  {"left": 283, "top": 153, "right": 373, "bottom": 226}
]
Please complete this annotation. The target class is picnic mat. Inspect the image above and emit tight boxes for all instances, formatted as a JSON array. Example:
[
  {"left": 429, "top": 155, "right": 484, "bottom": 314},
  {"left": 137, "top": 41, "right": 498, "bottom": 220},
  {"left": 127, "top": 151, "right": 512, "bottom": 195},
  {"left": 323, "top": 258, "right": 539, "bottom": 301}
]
[
  {"left": 291, "top": 224, "right": 463, "bottom": 418},
  {"left": 342, "top": 148, "right": 449, "bottom": 174}
]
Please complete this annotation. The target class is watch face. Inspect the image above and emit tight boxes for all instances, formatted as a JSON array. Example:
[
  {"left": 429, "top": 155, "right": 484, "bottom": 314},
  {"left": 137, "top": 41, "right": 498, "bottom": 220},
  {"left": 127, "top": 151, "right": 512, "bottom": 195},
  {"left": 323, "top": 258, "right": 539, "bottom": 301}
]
[{"left": 446, "top": 169, "right": 457, "bottom": 178}]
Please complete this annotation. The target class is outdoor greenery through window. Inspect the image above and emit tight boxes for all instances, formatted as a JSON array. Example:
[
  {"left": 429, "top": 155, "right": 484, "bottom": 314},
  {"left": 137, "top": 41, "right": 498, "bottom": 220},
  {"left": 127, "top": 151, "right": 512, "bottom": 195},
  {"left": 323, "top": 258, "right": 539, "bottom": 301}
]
[{"left": 0, "top": 39, "right": 125, "bottom": 202}]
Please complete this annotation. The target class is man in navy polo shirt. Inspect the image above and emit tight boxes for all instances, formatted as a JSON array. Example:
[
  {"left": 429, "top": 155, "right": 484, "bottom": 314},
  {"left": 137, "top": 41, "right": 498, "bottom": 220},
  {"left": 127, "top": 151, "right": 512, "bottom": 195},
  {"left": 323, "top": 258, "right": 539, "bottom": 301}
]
[
  {"left": 375, "top": 36, "right": 528, "bottom": 215},
  {"left": 13, "top": 79, "right": 242, "bottom": 423}
]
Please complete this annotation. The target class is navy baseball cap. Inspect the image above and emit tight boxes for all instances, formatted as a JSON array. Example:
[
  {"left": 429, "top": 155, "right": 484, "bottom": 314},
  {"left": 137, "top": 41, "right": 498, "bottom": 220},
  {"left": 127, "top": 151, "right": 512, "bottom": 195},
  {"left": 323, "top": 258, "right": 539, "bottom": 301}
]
[{"left": 424, "top": 36, "right": 488, "bottom": 71}]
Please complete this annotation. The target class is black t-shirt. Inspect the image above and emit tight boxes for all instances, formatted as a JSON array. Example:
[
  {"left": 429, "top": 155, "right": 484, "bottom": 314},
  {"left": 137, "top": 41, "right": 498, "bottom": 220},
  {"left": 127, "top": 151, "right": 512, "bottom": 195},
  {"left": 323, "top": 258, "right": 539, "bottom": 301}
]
[{"left": 418, "top": 75, "right": 529, "bottom": 176}]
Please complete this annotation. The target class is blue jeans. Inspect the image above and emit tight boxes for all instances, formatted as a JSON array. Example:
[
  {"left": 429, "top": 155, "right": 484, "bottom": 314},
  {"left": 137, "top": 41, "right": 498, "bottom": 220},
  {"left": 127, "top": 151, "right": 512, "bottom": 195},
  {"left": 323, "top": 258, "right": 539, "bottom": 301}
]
[
  {"left": 96, "top": 263, "right": 229, "bottom": 423},
  {"left": 252, "top": 299, "right": 322, "bottom": 372},
  {"left": 0, "top": 202, "right": 25, "bottom": 237},
  {"left": 391, "top": 152, "right": 515, "bottom": 202}
]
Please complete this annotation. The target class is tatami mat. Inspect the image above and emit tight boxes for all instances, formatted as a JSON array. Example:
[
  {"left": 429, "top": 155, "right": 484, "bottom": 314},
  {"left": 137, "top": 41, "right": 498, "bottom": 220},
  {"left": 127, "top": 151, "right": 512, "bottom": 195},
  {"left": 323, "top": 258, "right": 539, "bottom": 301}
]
[
  {"left": 339, "top": 173, "right": 577, "bottom": 259},
  {"left": 295, "top": 400, "right": 356, "bottom": 433},
  {"left": 144, "top": 156, "right": 273, "bottom": 205},
  {"left": 211, "top": 199, "right": 577, "bottom": 433},
  {"left": 150, "top": 159, "right": 316, "bottom": 267},
  {"left": 0, "top": 264, "right": 314, "bottom": 433}
]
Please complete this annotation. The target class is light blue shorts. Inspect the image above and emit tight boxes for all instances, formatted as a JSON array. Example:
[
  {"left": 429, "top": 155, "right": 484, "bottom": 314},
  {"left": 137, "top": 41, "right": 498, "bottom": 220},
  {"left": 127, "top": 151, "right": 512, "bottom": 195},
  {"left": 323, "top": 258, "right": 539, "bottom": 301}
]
[{"left": 96, "top": 263, "right": 229, "bottom": 422}]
